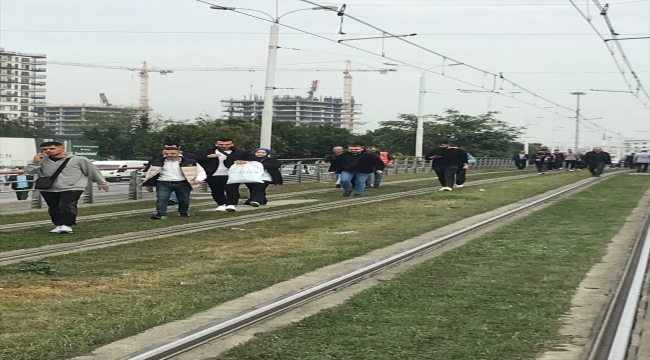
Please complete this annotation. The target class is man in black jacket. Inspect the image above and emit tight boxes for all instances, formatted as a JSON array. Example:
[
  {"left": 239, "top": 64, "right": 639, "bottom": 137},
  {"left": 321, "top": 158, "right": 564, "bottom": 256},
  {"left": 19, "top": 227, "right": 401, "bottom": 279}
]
[
  {"left": 328, "top": 142, "right": 385, "bottom": 196},
  {"left": 512, "top": 151, "right": 529, "bottom": 170},
  {"left": 424, "top": 141, "right": 469, "bottom": 191},
  {"left": 584, "top": 147, "right": 612, "bottom": 177},
  {"left": 195, "top": 138, "right": 257, "bottom": 212}
]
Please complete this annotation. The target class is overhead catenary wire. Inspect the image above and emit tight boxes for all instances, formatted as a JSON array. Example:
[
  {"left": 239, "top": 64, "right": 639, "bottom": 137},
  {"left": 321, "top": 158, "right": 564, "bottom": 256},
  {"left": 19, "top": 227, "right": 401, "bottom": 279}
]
[{"left": 568, "top": 0, "right": 650, "bottom": 109}]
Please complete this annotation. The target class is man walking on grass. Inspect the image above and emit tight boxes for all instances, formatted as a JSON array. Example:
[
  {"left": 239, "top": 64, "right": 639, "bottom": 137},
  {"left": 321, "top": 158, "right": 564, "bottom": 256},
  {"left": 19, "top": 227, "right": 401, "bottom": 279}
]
[
  {"left": 424, "top": 141, "right": 469, "bottom": 191},
  {"left": 329, "top": 142, "right": 385, "bottom": 197},
  {"left": 24, "top": 141, "right": 109, "bottom": 234},
  {"left": 142, "top": 147, "right": 206, "bottom": 219},
  {"left": 584, "top": 147, "right": 612, "bottom": 177},
  {"left": 195, "top": 138, "right": 257, "bottom": 212},
  {"left": 365, "top": 145, "right": 394, "bottom": 189}
]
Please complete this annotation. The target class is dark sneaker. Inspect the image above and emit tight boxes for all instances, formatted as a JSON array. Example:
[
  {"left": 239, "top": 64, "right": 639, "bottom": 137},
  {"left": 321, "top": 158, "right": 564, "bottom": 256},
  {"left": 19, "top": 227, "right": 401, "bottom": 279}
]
[
  {"left": 342, "top": 190, "right": 353, "bottom": 197},
  {"left": 335, "top": 184, "right": 342, "bottom": 188},
  {"left": 168, "top": 201, "right": 178, "bottom": 206},
  {"left": 179, "top": 213, "right": 190, "bottom": 218},
  {"left": 151, "top": 215, "right": 168, "bottom": 220},
  {"left": 250, "top": 201, "right": 260, "bottom": 207},
  {"left": 354, "top": 193, "right": 362, "bottom": 197}
]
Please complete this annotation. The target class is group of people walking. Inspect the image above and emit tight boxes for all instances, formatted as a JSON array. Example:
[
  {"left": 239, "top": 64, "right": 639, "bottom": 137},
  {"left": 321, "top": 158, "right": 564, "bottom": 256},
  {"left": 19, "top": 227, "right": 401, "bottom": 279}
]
[
  {"left": 17, "top": 138, "right": 649, "bottom": 235},
  {"left": 516, "top": 147, "right": 619, "bottom": 177},
  {"left": 141, "top": 139, "right": 284, "bottom": 219}
]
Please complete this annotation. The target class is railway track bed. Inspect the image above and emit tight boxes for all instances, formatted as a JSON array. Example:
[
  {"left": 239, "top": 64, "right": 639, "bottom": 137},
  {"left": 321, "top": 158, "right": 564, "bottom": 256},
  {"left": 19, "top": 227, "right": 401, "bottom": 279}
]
[{"left": 69, "top": 174, "right": 621, "bottom": 360}]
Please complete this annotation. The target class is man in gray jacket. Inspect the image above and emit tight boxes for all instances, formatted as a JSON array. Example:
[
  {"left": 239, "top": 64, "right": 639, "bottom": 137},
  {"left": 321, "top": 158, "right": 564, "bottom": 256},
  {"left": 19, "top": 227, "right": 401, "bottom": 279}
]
[{"left": 24, "top": 141, "right": 109, "bottom": 234}]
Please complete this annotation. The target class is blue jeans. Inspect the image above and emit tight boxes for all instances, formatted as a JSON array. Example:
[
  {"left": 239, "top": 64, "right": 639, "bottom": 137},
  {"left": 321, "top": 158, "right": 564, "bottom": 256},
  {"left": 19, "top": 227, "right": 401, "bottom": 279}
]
[
  {"left": 339, "top": 171, "right": 371, "bottom": 195},
  {"left": 169, "top": 191, "right": 178, "bottom": 203},
  {"left": 366, "top": 172, "right": 384, "bottom": 187},
  {"left": 637, "top": 163, "right": 649, "bottom": 173},
  {"left": 156, "top": 181, "right": 192, "bottom": 216}
]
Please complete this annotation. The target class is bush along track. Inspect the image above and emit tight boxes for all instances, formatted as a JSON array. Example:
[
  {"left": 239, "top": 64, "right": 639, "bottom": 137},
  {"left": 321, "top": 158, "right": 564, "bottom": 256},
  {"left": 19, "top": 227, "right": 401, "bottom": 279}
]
[
  {"left": 215, "top": 175, "right": 650, "bottom": 360},
  {"left": 0, "top": 172, "right": 592, "bottom": 360}
]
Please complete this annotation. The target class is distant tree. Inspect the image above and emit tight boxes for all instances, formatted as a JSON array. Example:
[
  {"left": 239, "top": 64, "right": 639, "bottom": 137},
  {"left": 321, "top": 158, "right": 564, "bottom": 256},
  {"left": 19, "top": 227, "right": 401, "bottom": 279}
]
[
  {"left": 0, "top": 115, "right": 55, "bottom": 138},
  {"left": 80, "top": 111, "right": 157, "bottom": 159}
]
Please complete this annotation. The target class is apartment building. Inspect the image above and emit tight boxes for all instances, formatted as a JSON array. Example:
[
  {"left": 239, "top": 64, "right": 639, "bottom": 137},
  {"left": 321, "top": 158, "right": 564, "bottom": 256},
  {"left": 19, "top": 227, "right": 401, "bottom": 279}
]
[
  {"left": 623, "top": 139, "right": 650, "bottom": 154},
  {"left": 34, "top": 104, "right": 144, "bottom": 138},
  {"left": 222, "top": 94, "right": 363, "bottom": 130},
  {"left": 0, "top": 48, "right": 47, "bottom": 122}
]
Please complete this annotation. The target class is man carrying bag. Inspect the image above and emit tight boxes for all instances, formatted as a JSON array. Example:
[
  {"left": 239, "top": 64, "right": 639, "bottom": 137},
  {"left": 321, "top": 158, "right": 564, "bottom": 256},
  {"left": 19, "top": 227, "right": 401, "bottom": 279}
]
[{"left": 24, "top": 141, "right": 109, "bottom": 234}]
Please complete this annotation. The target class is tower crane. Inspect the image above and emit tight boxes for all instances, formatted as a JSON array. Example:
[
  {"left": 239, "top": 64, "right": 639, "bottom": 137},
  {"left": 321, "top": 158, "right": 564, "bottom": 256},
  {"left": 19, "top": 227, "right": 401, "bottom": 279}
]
[{"left": 49, "top": 61, "right": 396, "bottom": 129}]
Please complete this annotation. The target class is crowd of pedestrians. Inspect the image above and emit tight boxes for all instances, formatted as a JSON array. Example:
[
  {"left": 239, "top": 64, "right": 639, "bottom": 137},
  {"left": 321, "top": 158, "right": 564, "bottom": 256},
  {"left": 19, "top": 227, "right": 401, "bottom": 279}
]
[{"left": 12, "top": 139, "right": 648, "bottom": 234}]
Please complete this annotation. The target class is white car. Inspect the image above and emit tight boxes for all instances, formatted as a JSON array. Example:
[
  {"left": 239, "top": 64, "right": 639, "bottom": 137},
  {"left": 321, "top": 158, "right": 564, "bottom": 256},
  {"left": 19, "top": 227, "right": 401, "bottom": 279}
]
[{"left": 93, "top": 160, "right": 147, "bottom": 182}]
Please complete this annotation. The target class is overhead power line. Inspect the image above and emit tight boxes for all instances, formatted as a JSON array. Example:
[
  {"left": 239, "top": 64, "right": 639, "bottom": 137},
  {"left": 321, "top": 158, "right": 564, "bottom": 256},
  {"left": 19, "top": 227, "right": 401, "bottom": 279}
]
[{"left": 568, "top": 0, "right": 650, "bottom": 109}]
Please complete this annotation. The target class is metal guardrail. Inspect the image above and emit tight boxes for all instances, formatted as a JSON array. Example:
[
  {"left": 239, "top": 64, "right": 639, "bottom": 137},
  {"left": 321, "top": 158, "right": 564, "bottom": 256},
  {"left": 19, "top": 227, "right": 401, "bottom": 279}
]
[{"left": 0, "top": 157, "right": 515, "bottom": 209}]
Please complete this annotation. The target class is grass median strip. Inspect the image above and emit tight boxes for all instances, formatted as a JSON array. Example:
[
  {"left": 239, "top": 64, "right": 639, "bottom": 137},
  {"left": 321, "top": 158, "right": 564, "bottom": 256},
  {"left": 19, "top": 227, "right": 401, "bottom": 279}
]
[
  {"left": 215, "top": 175, "right": 649, "bottom": 360},
  {"left": 0, "top": 172, "right": 587, "bottom": 360},
  {"left": 0, "top": 172, "right": 448, "bottom": 224},
  {"left": 0, "top": 170, "right": 524, "bottom": 252}
]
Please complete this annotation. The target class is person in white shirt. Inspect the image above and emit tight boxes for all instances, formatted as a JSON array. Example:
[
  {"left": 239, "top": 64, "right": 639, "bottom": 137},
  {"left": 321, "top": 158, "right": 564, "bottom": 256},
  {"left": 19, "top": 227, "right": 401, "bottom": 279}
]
[
  {"left": 195, "top": 138, "right": 257, "bottom": 213},
  {"left": 141, "top": 147, "right": 206, "bottom": 219}
]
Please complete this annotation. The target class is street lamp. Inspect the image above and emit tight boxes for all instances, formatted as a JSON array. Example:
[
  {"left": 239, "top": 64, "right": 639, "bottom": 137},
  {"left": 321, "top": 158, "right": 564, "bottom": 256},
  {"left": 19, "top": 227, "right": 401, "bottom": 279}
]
[{"left": 208, "top": 3, "right": 338, "bottom": 148}]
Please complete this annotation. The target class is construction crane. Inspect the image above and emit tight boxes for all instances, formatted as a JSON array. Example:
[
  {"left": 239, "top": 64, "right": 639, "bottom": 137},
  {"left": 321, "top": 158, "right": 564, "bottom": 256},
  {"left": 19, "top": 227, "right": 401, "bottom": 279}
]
[
  {"left": 99, "top": 93, "right": 111, "bottom": 106},
  {"left": 49, "top": 61, "right": 396, "bottom": 128},
  {"left": 307, "top": 80, "right": 320, "bottom": 100}
]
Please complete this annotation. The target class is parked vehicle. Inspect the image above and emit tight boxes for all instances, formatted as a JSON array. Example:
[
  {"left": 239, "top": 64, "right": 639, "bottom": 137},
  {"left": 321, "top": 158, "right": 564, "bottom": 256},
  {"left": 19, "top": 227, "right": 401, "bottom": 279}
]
[
  {"left": 281, "top": 164, "right": 319, "bottom": 176},
  {"left": 92, "top": 160, "right": 147, "bottom": 182}
]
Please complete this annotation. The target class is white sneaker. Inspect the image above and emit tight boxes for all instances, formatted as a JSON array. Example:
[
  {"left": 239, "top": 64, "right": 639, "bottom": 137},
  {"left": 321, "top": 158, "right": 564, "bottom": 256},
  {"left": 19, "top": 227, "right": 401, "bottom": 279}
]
[
  {"left": 59, "top": 225, "right": 73, "bottom": 234},
  {"left": 226, "top": 205, "right": 237, "bottom": 212},
  {"left": 442, "top": 187, "right": 453, "bottom": 191},
  {"left": 456, "top": 184, "right": 464, "bottom": 188},
  {"left": 215, "top": 205, "right": 227, "bottom": 211},
  {"left": 50, "top": 226, "right": 62, "bottom": 233}
]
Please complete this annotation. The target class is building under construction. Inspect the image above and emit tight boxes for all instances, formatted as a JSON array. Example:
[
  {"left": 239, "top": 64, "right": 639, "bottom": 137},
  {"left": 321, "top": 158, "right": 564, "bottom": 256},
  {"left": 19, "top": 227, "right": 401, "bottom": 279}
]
[
  {"left": 221, "top": 94, "right": 362, "bottom": 131},
  {"left": 34, "top": 101, "right": 144, "bottom": 138}
]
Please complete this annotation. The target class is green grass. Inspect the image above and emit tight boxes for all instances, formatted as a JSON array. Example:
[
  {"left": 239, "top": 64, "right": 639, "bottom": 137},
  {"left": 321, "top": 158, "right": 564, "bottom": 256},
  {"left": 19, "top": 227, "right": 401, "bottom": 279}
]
[
  {"left": 0, "top": 170, "right": 525, "bottom": 252},
  {"left": 215, "top": 175, "right": 650, "bottom": 360},
  {"left": 0, "top": 171, "right": 481, "bottom": 225},
  {"left": 0, "top": 172, "right": 587, "bottom": 360}
]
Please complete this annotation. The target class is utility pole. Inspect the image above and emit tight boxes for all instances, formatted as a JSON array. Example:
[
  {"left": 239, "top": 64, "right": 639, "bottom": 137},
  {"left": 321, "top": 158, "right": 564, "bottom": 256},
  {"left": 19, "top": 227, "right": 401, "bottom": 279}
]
[
  {"left": 570, "top": 92, "right": 586, "bottom": 151},
  {"left": 415, "top": 75, "right": 426, "bottom": 157}
]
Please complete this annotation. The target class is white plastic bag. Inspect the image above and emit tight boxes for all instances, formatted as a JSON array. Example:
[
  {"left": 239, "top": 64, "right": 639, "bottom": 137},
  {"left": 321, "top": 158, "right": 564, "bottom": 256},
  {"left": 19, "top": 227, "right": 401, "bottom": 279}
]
[{"left": 227, "top": 162, "right": 265, "bottom": 184}]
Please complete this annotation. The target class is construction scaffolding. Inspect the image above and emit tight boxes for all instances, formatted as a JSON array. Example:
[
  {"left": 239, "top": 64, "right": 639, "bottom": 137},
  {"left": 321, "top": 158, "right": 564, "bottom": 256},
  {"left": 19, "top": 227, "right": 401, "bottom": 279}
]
[{"left": 222, "top": 94, "right": 363, "bottom": 130}]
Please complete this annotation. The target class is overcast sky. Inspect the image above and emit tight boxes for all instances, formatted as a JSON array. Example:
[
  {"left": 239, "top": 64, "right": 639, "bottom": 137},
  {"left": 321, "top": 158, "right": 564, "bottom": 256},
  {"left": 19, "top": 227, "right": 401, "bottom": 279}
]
[{"left": 2, "top": 0, "right": 649, "bottom": 151}]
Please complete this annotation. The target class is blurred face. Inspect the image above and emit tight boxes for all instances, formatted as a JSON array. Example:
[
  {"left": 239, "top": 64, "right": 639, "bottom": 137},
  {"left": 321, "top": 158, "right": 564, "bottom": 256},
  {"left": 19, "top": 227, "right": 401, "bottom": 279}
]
[
  {"left": 163, "top": 149, "right": 180, "bottom": 160},
  {"left": 439, "top": 143, "right": 449, "bottom": 149},
  {"left": 255, "top": 149, "right": 268, "bottom": 157},
  {"left": 348, "top": 145, "right": 363, "bottom": 154},
  {"left": 368, "top": 146, "right": 378, "bottom": 152},
  {"left": 216, "top": 141, "right": 234, "bottom": 151},
  {"left": 568, "top": 149, "right": 573, "bottom": 153},
  {"left": 595, "top": 147, "right": 602, "bottom": 152},
  {"left": 520, "top": 151, "right": 525, "bottom": 154},
  {"left": 333, "top": 147, "right": 344, "bottom": 155},
  {"left": 41, "top": 145, "right": 65, "bottom": 157}
]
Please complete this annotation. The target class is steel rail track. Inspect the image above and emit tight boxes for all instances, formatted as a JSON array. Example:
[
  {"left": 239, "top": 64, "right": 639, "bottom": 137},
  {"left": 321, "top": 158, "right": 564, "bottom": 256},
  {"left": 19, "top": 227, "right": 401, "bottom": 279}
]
[
  {"left": 0, "top": 170, "right": 519, "bottom": 231},
  {"left": 0, "top": 172, "right": 534, "bottom": 266},
  {"left": 585, "top": 208, "right": 650, "bottom": 360},
  {"left": 124, "top": 174, "right": 616, "bottom": 360}
]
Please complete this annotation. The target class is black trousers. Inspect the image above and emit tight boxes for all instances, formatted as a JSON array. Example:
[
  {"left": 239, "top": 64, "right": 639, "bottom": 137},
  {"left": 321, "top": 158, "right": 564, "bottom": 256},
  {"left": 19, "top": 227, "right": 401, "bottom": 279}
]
[
  {"left": 589, "top": 162, "right": 606, "bottom": 176},
  {"left": 535, "top": 162, "right": 548, "bottom": 173},
  {"left": 433, "top": 166, "right": 459, "bottom": 188},
  {"left": 245, "top": 181, "right": 272, "bottom": 205},
  {"left": 40, "top": 190, "right": 84, "bottom": 226},
  {"left": 455, "top": 168, "right": 467, "bottom": 185},
  {"left": 15, "top": 189, "right": 29, "bottom": 200},
  {"left": 565, "top": 160, "right": 577, "bottom": 170},
  {"left": 515, "top": 160, "right": 527, "bottom": 169},
  {"left": 206, "top": 176, "right": 241, "bottom": 206}
]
